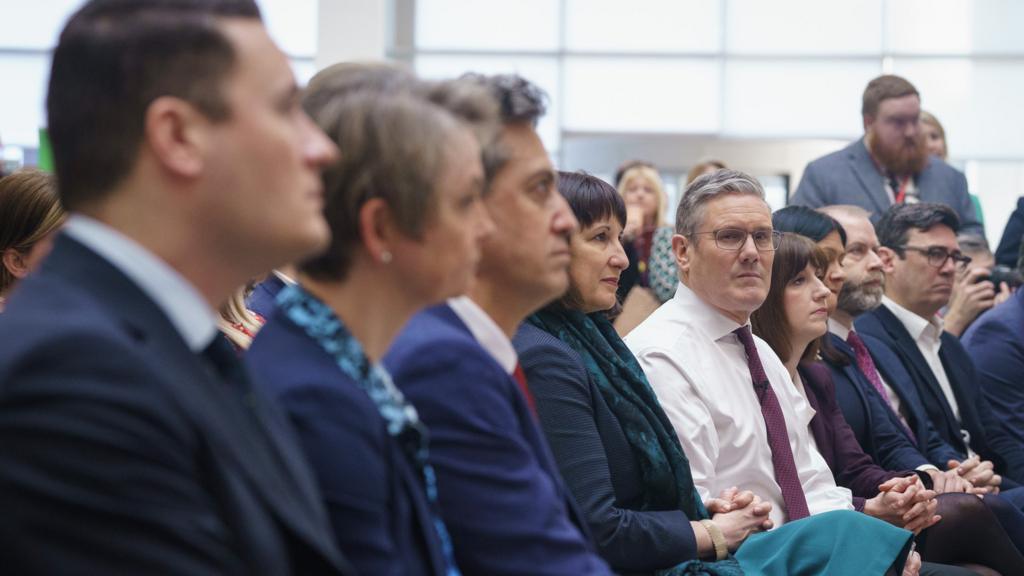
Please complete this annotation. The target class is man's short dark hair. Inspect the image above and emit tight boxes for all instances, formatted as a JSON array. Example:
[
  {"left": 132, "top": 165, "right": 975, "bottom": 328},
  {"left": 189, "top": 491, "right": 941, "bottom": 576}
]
[
  {"left": 47, "top": 0, "right": 261, "bottom": 210},
  {"left": 458, "top": 73, "right": 547, "bottom": 189},
  {"left": 876, "top": 202, "right": 961, "bottom": 250},
  {"left": 862, "top": 74, "right": 919, "bottom": 118}
]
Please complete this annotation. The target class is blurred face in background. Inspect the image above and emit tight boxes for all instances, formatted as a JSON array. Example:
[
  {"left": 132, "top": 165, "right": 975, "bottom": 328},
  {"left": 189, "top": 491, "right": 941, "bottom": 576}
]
[
  {"left": 568, "top": 215, "right": 629, "bottom": 313},
  {"left": 921, "top": 120, "right": 948, "bottom": 160},
  {"left": 865, "top": 94, "right": 928, "bottom": 175},
  {"left": 622, "top": 174, "right": 660, "bottom": 227}
]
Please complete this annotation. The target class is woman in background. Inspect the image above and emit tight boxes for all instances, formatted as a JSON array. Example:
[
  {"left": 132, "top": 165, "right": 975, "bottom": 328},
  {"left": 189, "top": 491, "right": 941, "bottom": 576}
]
[
  {"left": 920, "top": 111, "right": 983, "bottom": 229},
  {"left": 0, "top": 169, "right": 64, "bottom": 312},
  {"left": 515, "top": 170, "right": 918, "bottom": 576}
]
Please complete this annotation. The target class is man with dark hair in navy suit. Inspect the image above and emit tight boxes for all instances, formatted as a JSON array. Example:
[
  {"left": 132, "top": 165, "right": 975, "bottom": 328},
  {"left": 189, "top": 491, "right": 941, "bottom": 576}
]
[
  {"left": 856, "top": 203, "right": 1024, "bottom": 497},
  {"left": 0, "top": 1, "right": 350, "bottom": 573},
  {"left": 384, "top": 74, "right": 612, "bottom": 575}
]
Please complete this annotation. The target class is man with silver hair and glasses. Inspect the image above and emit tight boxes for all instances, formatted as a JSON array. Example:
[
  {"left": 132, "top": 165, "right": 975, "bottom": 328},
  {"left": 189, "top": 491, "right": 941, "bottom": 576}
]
[{"left": 626, "top": 170, "right": 920, "bottom": 574}]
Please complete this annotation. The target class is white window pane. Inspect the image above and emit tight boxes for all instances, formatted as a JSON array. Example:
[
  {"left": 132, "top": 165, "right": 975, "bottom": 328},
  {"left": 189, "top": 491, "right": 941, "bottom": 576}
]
[
  {"left": 887, "top": 0, "right": 1024, "bottom": 55},
  {"left": 0, "top": 0, "right": 82, "bottom": 50},
  {"left": 966, "top": 161, "right": 1024, "bottom": 248},
  {"left": 565, "top": 0, "right": 720, "bottom": 53},
  {"left": 415, "top": 0, "right": 559, "bottom": 51},
  {"left": 291, "top": 58, "right": 317, "bottom": 86},
  {"left": 892, "top": 59, "right": 1024, "bottom": 158},
  {"left": 563, "top": 58, "right": 720, "bottom": 133},
  {"left": 0, "top": 54, "right": 50, "bottom": 147},
  {"left": 415, "top": 55, "right": 561, "bottom": 152},
  {"left": 257, "top": 0, "right": 317, "bottom": 57},
  {"left": 727, "top": 0, "right": 882, "bottom": 55},
  {"left": 723, "top": 60, "right": 879, "bottom": 138}
]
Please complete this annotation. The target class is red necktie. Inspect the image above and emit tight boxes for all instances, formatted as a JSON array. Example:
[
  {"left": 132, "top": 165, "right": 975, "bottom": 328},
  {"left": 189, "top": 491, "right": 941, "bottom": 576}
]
[
  {"left": 846, "top": 331, "right": 916, "bottom": 444},
  {"left": 513, "top": 363, "right": 536, "bottom": 414},
  {"left": 733, "top": 326, "right": 810, "bottom": 521}
]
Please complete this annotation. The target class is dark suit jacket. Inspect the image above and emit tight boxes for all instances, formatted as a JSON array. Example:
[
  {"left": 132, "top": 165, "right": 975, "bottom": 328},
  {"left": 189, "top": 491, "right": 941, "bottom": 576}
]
[
  {"left": 791, "top": 138, "right": 982, "bottom": 235},
  {"left": 857, "top": 304, "right": 1024, "bottom": 486},
  {"left": 824, "top": 333, "right": 961, "bottom": 471},
  {"left": 962, "top": 288, "right": 1024, "bottom": 446},
  {"left": 799, "top": 362, "right": 912, "bottom": 510},
  {"left": 247, "top": 272, "right": 288, "bottom": 319},
  {"left": 513, "top": 322, "right": 694, "bottom": 574},
  {"left": 384, "top": 304, "right": 611, "bottom": 576},
  {"left": 995, "top": 197, "right": 1024, "bottom": 268},
  {"left": 0, "top": 235, "right": 350, "bottom": 574},
  {"left": 246, "top": 306, "right": 448, "bottom": 576}
]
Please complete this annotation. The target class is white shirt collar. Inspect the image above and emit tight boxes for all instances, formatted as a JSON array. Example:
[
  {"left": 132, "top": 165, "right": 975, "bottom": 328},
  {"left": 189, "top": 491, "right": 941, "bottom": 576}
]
[
  {"left": 673, "top": 281, "right": 748, "bottom": 342},
  {"left": 447, "top": 295, "right": 518, "bottom": 374},
  {"left": 272, "top": 269, "right": 297, "bottom": 285},
  {"left": 63, "top": 215, "right": 218, "bottom": 352},
  {"left": 882, "top": 295, "right": 944, "bottom": 342},
  {"left": 828, "top": 318, "right": 852, "bottom": 341}
]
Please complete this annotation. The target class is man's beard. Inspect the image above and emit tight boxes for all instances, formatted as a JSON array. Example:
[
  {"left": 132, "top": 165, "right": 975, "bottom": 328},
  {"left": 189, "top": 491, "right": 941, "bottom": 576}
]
[
  {"left": 837, "top": 273, "right": 885, "bottom": 316},
  {"left": 869, "top": 130, "right": 929, "bottom": 176}
]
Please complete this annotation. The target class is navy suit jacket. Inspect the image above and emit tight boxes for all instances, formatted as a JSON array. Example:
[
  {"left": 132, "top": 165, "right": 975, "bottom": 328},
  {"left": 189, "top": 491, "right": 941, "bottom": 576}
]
[
  {"left": 995, "top": 197, "right": 1024, "bottom": 268},
  {"left": 246, "top": 305, "right": 448, "bottom": 576},
  {"left": 247, "top": 272, "right": 288, "bottom": 319},
  {"left": 384, "top": 304, "right": 611, "bottom": 576},
  {"left": 857, "top": 304, "right": 1024, "bottom": 485},
  {"left": 799, "top": 362, "right": 911, "bottom": 510},
  {"left": 962, "top": 288, "right": 1024, "bottom": 447},
  {"left": 791, "top": 138, "right": 982, "bottom": 235},
  {"left": 0, "top": 235, "right": 350, "bottom": 575},
  {"left": 824, "top": 333, "right": 960, "bottom": 471},
  {"left": 513, "top": 322, "right": 694, "bottom": 573}
]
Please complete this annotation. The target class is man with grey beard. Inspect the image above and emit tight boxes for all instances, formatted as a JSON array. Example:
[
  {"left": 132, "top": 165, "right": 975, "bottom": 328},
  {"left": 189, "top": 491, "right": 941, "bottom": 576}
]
[
  {"left": 791, "top": 75, "right": 982, "bottom": 235},
  {"left": 819, "top": 205, "right": 976, "bottom": 493}
]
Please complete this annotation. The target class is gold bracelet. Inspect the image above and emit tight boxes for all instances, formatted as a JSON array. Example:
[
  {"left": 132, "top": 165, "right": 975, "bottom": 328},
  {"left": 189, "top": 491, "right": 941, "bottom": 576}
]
[{"left": 699, "top": 519, "right": 728, "bottom": 561}]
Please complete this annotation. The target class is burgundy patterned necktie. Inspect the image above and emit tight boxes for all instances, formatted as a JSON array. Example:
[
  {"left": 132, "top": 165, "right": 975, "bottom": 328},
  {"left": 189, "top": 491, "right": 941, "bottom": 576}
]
[
  {"left": 733, "top": 325, "right": 810, "bottom": 521},
  {"left": 846, "top": 331, "right": 916, "bottom": 443}
]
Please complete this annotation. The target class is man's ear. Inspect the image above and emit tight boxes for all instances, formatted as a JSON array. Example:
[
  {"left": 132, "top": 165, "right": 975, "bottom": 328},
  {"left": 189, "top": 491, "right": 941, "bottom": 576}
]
[
  {"left": 2, "top": 248, "right": 29, "bottom": 280},
  {"left": 877, "top": 246, "right": 898, "bottom": 273},
  {"left": 863, "top": 114, "right": 874, "bottom": 133},
  {"left": 358, "top": 197, "right": 399, "bottom": 265},
  {"left": 672, "top": 233, "right": 691, "bottom": 278},
  {"left": 144, "top": 96, "right": 208, "bottom": 179}
]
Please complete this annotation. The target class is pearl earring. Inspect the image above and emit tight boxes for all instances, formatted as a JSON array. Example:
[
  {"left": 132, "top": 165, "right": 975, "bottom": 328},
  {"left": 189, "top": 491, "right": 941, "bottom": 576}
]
[{"left": 380, "top": 251, "right": 393, "bottom": 264}]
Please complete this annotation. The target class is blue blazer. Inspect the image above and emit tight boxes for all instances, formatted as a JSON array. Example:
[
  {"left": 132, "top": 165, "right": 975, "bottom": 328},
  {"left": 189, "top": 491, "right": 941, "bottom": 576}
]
[
  {"left": 247, "top": 272, "right": 288, "bottom": 319},
  {"left": 798, "top": 362, "right": 911, "bottom": 510},
  {"left": 962, "top": 288, "right": 1024, "bottom": 446},
  {"left": 995, "top": 197, "right": 1024, "bottom": 268},
  {"left": 791, "top": 138, "right": 982, "bottom": 235},
  {"left": 246, "top": 306, "right": 448, "bottom": 576},
  {"left": 824, "top": 333, "right": 960, "bottom": 471},
  {"left": 857, "top": 304, "right": 1024, "bottom": 485},
  {"left": 513, "top": 322, "right": 694, "bottom": 573},
  {"left": 0, "top": 235, "right": 350, "bottom": 575},
  {"left": 384, "top": 304, "right": 611, "bottom": 576}
]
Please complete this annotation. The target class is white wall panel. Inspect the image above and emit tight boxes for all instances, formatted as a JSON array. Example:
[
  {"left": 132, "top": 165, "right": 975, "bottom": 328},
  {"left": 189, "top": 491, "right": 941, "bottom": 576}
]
[
  {"left": 727, "top": 0, "right": 882, "bottom": 55},
  {"left": 416, "top": 0, "right": 560, "bottom": 51},
  {"left": 566, "top": 0, "right": 720, "bottom": 53}
]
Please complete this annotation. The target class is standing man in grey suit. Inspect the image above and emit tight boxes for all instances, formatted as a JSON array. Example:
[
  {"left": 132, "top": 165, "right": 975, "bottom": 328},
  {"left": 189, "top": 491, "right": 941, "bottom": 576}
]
[{"left": 791, "top": 75, "right": 982, "bottom": 236}]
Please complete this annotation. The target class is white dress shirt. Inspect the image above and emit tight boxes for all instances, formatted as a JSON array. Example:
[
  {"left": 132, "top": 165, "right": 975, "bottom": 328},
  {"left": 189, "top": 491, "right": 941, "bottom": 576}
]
[
  {"left": 63, "top": 215, "right": 217, "bottom": 352},
  {"left": 625, "top": 282, "right": 853, "bottom": 526},
  {"left": 881, "top": 297, "right": 976, "bottom": 457},
  {"left": 448, "top": 296, "right": 517, "bottom": 375}
]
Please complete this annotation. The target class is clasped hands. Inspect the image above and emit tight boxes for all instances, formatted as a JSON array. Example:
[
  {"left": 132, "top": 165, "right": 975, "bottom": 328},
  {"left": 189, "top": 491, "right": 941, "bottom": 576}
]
[
  {"left": 866, "top": 476, "right": 938, "bottom": 534},
  {"left": 704, "top": 486, "right": 773, "bottom": 551}
]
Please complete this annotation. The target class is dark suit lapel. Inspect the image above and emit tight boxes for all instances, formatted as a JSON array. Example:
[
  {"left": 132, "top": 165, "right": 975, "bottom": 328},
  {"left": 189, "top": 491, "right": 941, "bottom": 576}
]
[
  {"left": 46, "top": 236, "right": 339, "bottom": 564},
  {"left": 872, "top": 307, "right": 960, "bottom": 441},
  {"left": 848, "top": 138, "right": 892, "bottom": 215}
]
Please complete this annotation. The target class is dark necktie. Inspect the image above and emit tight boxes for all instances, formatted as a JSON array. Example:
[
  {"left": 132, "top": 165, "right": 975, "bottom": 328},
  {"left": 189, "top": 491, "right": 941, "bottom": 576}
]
[
  {"left": 512, "top": 363, "right": 537, "bottom": 414},
  {"left": 846, "top": 331, "right": 916, "bottom": 443},
  {"left": 733, "top": 325, "right": 810, "bottom": 521}
]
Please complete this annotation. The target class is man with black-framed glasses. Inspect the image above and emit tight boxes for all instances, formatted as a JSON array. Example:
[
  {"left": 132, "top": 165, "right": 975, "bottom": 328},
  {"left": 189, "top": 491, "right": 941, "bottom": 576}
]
[{"left": 857, "top": 203, "right": 1024, "bottom": 497}]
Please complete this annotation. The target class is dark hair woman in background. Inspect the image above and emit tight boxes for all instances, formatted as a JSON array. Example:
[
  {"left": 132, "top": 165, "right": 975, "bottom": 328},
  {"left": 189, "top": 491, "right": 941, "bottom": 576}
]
[{"left": 0, "top": 169, "right": 64, "bottom": 312}]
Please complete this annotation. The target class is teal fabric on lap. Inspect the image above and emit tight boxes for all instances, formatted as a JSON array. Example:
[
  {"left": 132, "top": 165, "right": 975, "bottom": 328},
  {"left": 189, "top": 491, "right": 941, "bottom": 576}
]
[{"left": 735, "top": 510, "right": 913, "bottom": 576}]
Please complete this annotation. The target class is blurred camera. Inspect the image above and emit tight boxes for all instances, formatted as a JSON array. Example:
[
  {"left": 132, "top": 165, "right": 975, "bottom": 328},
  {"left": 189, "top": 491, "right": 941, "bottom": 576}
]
[{"left": 977, "top": 265, "right": 1024, "bottom": 289}]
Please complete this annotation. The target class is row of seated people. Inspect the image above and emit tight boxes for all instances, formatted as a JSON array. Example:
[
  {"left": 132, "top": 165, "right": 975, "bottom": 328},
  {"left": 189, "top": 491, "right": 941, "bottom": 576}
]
[{"left": 2, "top": 1, "right": 1024, "bottom": 574}]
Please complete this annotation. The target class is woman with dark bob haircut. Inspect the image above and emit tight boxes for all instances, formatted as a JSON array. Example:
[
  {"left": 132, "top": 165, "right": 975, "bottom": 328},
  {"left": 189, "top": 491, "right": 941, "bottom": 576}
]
[
  {"left": 0, "top": 169, "right": 64, "bottom": 312},
  {"left": 513, "top": 171, "right": 904, "bottom": 575},
  {"left": 764, "top": 208, "right": 1024, "bottom": 574},
  {"left": 245, "top": 69, "right": 498, "bottom": 576}
]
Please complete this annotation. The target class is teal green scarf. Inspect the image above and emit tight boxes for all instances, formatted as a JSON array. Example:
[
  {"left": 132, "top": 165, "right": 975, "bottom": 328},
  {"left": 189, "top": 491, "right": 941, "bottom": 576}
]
[{"left": 528, "top": 307, "right": 743, "bottom": 576}]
